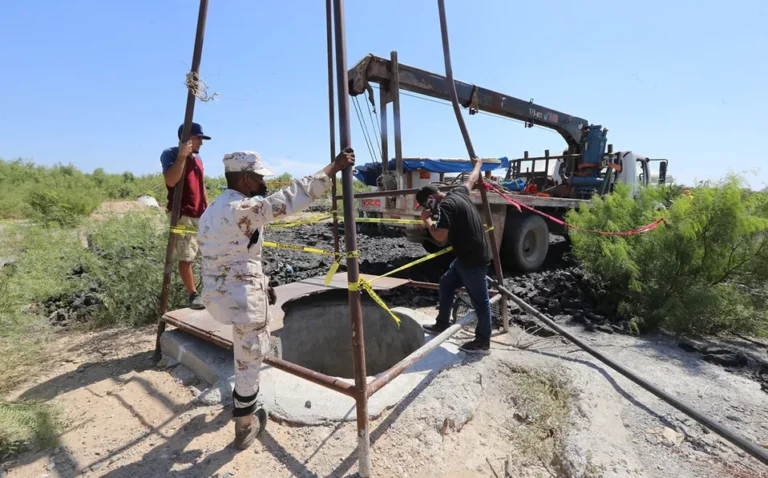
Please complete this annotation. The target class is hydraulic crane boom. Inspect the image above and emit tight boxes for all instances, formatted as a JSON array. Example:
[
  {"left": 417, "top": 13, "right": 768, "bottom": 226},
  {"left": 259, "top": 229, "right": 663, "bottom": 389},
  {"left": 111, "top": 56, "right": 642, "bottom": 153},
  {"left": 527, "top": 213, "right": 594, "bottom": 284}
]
[{"left": 348, "top": 54, "right": 590, "bottom": 152}]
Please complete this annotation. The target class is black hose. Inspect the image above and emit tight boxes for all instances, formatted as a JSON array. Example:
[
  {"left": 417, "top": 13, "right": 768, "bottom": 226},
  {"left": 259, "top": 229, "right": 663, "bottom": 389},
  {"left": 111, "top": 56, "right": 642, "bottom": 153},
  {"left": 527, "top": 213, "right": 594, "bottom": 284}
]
[{"left": 487, "top": 277, "right": 768, "bottom": 467}]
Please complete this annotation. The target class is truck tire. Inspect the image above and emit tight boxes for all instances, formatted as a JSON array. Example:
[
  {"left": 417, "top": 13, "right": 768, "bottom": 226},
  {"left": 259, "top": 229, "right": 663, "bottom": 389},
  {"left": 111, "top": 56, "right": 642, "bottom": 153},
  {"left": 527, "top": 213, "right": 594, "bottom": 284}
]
[{"left": 501, "top": 213, "right": 549, "bottom": 272}]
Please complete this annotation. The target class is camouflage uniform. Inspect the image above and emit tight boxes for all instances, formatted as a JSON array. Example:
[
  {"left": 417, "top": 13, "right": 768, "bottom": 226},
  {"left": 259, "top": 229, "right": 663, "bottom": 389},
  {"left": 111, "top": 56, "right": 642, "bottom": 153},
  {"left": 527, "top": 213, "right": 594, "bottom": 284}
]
[{"left": 197, "top": 151, "right": 332, "bottom": 417}]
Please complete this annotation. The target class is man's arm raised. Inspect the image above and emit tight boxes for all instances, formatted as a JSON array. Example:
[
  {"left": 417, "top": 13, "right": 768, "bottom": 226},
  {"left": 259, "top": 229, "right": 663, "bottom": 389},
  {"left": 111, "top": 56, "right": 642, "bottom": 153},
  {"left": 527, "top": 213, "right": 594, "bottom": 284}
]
[
  {"left": 463, "top": 157, "right": 484, "bottom": 192},
  {"left": 232, "top": 148, "right": 355, "bottom": 238}
]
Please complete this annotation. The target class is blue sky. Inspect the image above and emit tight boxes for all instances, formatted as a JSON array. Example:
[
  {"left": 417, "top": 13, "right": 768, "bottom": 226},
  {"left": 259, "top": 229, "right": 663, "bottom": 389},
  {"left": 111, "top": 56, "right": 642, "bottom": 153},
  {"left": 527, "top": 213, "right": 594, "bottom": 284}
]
[{"left": 1, "top": 0, "right": 766, "bottom": 188}]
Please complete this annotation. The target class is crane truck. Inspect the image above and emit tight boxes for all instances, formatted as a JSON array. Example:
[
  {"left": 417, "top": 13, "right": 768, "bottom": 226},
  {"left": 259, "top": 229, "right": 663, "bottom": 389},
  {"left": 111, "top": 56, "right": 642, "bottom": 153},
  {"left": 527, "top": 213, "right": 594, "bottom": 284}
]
[{"left": 348, "top": 54, "right": 669, "bottom": 272}]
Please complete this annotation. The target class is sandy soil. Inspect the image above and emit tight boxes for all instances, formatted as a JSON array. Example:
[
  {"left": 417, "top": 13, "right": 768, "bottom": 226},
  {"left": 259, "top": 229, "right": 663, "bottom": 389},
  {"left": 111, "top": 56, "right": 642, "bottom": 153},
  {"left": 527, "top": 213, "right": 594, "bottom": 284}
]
[{"left": 3, "top": 318, "right": 767, "bottom": 478}]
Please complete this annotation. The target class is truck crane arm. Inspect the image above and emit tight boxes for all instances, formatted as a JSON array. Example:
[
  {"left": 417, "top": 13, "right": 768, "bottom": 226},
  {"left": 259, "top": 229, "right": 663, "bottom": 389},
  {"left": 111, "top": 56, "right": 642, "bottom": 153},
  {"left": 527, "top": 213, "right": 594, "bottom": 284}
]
[{"left": 348, "top": 54, "right": 589, "bottom": 151}]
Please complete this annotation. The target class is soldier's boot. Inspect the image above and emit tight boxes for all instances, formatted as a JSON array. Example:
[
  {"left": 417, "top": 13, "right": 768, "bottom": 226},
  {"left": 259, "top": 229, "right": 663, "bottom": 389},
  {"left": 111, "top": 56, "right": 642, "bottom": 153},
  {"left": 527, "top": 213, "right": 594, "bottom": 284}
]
[{"left": 234, "top": 407, "right": 268, "bottom": 450}]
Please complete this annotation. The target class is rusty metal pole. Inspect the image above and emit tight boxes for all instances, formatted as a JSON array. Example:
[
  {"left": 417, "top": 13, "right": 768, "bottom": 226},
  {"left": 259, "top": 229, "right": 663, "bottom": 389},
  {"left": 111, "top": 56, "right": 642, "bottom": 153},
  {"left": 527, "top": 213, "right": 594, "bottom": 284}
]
[
  {"left": 332, "top": 0, "right": 371, "bottom": 476},
  {"left": 325, "top": 0, "right": 340, "bottom": 257},
  {"left": 155, "top": 0, "right": 210, "bottom": 359},
  {"left": 380, "top": 88, "right": 388, "bottom": 174},
  {"left": 436, "top": 0, "right": 509, "bottom": 332},
  {"left": 379, "top": 86, "right": 389, "bottom": 213},
  {"left": 391, "top": 51, "right": 404, "bottom": 203}
]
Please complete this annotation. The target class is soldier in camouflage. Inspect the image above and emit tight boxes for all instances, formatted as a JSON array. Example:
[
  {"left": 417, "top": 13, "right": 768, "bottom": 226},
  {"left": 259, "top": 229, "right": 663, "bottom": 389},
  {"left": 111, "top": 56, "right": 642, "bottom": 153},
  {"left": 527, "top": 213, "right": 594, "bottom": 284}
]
[{"left": 197, "top": 147, "right": 354, "bottom": 450}]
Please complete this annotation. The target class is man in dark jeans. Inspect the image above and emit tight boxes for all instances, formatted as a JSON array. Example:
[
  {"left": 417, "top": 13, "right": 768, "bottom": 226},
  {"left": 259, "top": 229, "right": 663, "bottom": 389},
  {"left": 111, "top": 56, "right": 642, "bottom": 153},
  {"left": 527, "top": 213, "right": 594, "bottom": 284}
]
[{"left": 417, "top": 158, "right": 492, "bottom": 355}]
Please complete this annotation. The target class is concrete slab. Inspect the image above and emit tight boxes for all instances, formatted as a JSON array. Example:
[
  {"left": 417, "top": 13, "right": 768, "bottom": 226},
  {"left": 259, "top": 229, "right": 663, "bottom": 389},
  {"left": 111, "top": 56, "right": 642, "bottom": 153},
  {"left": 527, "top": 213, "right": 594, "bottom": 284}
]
[
  {"left": 160, "top": 307, "right": 464, "bottom": 425},
  {"left": 161, "top": 272, "right": 411, "bottom": 350}
]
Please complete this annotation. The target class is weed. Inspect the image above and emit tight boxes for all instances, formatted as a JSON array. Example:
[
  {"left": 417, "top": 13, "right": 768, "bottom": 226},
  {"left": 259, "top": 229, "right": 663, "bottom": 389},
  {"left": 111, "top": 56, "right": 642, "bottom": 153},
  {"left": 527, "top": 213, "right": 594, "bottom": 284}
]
[
  {"left": 86, "top": 210, "right": 189, "bottom": 327},
  {"left": 505, "top": 366, "right": 574, "bottom": 476},
  {"left": 0, "top": 399, "right": 66, "bottom": 461}
]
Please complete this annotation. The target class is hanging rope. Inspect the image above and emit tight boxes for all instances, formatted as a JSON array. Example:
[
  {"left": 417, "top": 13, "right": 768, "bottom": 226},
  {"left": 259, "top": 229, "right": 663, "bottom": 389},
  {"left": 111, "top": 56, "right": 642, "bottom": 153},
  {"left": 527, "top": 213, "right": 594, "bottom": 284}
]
[{"left": 185, "top": 71, "right": 219, "bottom": 102}]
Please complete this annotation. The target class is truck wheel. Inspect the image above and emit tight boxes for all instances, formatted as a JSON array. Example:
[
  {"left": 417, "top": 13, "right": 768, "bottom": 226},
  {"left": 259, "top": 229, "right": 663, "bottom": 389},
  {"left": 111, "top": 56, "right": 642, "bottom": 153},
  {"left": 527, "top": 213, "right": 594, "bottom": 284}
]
[{"left": 501, "top": 213, "right": 549, "bottom": 272}]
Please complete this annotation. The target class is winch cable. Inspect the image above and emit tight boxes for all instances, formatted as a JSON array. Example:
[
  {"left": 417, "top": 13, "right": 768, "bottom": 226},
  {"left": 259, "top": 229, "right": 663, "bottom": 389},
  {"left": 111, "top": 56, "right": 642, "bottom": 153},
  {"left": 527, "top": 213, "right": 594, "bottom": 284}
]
[
  {"left": 364, "top": 94, "right": 382, "bottom": 156},
  {"left": 352, "top": 96, "right": 380, "bottom": 165},
  {"left": 486, "top": 276, "right": 768, "bottom": 466}
]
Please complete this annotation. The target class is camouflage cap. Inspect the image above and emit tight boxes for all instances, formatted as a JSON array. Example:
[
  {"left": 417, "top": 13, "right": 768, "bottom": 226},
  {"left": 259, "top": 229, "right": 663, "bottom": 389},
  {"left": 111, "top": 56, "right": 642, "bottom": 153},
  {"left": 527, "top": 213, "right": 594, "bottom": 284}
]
[{"left": 222, "top": 151, "right": 273, "bottom": 176}]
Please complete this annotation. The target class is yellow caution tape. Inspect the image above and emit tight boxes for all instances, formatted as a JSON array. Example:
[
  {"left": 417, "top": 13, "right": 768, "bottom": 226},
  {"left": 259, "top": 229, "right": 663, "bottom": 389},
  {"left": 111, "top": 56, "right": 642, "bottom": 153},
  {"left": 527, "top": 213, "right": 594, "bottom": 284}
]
[
  {"left": 354, "top": 217, "right": 423, "bottom": 225},
  {"left": 344, "top": 278, "right": 400, "bottom": 327},
  {"left": 367, "top": 226, "right": 493, "bottom": 285},
  {"left": 262, "top": 241, "right": 337, "bottom": 255},
  {"left": 358, "top": 279, "right": 401, "bottom": 327},
  {"left": 368, "top": 246, "right": 454, "bottom": 284},
  {"left": 262, "top": 241, "right": 358, "bottom": 260},
  {"left": 324, "top": 260, "right": 341, "bottom": 286},
  {"left": 268, "top": 214, "right": 424, "bottom": 228},
  {"left": 170, "top": 224, "right": 198, "bottom": 235},
  {"left": 267, "top": 214, "right": 333, "bottom": 228}
]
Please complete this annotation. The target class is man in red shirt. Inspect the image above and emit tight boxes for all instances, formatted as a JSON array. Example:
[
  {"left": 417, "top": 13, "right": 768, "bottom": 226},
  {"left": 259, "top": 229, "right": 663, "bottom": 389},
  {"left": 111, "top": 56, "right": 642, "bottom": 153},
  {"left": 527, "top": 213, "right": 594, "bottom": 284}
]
[{"left": 160, "top": 122, "right": 210, "bottom": 309}]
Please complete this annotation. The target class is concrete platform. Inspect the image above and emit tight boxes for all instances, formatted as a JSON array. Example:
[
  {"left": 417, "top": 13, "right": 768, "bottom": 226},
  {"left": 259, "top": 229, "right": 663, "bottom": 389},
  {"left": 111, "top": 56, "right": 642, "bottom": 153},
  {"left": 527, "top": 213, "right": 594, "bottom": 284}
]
[
  {"left": 161, "top": 272, "right": 411, "bottom": 349},
  {"left": 160, "top": 307, "right": 464, "bottom": 425}
]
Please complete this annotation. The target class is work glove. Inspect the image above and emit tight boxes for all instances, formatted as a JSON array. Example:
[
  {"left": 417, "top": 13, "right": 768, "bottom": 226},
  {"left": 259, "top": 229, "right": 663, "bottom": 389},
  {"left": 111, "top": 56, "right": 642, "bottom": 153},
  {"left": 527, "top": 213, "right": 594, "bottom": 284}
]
[{"left": 267, "top": 285, "right": 277, "bottom": 306}]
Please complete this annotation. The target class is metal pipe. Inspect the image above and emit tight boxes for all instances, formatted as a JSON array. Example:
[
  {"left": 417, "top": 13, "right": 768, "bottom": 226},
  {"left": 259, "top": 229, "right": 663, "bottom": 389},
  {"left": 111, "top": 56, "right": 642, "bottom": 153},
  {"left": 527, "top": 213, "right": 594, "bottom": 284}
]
[
  {"left": 487, "top": 278, "right": 768, "bottom": 467},
  {"left": 161, "top": 317, "right": 357, "bottom": 397},
  {"left": 368, "top": 294, "right": 502, "bottom": 396},
  {"left": 325, "top": 0, "right": 340, "bottom": 258},
  {"left": 332, "top": 0, "right": 371, "bottom": 475},
  {"left": 333, "top": 184, "right": 460, "bottom": 201},
  {"left": 160, "top": 316, "right": 232, "bottom": 351},
  {"left": 436, "top": 0, "right": 509, "bottom": 333},
  {"left": 263, "top": 356, "right": 358, "bottom": 398},
  {"left": 155, "top": 0, "right": 209, "bottom": 359},
  {"left": 391, "top": 51, "right": 404, "bottom": 195},
  {"left": 380, "top": 87, "right": 388, "bottom": 173}
]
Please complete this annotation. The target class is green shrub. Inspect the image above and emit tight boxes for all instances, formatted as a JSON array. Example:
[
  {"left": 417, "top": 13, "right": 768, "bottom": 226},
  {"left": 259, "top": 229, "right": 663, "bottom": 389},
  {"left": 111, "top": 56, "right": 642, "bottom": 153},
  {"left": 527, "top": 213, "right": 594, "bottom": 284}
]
[
  {"left": 567, "top": 176, "right": 768, "bottom": 336},
  {"left": 0, "top": 159, "right": 167, "bottom": 222},
  {"left": 0, "top": 400, "right": 66, "bottom": 461},
  {"left": 86, "top": 210, "right": 189, "bottom": 327}
]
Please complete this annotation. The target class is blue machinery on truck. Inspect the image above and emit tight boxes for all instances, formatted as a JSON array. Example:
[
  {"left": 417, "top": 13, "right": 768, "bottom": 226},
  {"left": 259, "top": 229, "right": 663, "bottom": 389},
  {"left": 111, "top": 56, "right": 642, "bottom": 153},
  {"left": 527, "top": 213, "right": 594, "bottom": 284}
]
[{"left": 154, "top": 0, "right": 767, "bottom": 474}]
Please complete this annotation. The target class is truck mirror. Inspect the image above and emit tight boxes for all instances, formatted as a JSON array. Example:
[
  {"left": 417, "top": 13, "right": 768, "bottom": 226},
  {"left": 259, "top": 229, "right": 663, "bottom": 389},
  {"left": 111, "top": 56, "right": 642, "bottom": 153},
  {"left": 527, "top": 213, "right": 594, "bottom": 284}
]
[{"left": 658, "top": 161, "right": 668, "bottom": 184}]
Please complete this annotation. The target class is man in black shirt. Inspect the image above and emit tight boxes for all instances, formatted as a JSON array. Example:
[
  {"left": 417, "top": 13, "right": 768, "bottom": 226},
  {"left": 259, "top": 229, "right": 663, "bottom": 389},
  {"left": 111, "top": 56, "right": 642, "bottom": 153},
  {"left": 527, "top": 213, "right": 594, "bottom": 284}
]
[{"left": 416, "top": 158, "right": 493, "bottom": 355}]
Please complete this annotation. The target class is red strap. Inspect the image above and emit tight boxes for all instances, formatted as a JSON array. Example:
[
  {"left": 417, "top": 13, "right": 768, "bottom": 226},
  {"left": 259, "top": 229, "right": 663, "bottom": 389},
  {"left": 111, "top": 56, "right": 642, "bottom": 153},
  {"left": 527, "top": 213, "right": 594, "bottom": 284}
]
[{"left": 484, "top": 183, "right": 667, "bottom": 236}]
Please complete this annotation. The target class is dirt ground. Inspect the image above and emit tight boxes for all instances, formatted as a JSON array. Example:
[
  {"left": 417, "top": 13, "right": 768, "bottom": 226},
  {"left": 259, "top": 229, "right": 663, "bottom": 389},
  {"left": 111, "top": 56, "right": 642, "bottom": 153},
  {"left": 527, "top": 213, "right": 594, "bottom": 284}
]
[
  {"left": 3, "top": 210, "right": 767, "bottom": 477},
  {"left": 3, "top": 317, "right": 768, "bottom": 478}
]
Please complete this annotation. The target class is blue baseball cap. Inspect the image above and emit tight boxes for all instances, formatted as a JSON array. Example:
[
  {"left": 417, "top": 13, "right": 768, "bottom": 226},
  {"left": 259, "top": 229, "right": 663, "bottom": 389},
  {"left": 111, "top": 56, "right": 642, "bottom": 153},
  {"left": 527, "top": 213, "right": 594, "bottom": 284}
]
[{"left": 178, "top": 122, "right": 211, "bottom": 140}]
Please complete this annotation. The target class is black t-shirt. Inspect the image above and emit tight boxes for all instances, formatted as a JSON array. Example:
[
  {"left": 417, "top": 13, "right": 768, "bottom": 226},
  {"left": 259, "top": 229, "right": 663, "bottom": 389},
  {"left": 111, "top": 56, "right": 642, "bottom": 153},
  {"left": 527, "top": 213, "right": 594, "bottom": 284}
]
[{"left": 434, "top": 185, "right": 492, "bottom": 268}]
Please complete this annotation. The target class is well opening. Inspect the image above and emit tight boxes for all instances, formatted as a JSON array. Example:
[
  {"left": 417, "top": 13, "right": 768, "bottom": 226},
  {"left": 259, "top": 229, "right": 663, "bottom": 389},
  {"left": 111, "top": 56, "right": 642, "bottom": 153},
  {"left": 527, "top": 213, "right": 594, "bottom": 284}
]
[{"left": 279, "top": 289, "right": 425, "bottom": 378}]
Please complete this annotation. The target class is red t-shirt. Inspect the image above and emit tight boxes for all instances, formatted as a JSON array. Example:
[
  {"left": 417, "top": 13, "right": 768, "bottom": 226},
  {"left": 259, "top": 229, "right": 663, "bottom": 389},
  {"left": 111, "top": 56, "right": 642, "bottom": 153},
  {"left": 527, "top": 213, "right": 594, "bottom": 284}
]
[{"left": 163, "top": 150, "right": 207, "bottom": 218}]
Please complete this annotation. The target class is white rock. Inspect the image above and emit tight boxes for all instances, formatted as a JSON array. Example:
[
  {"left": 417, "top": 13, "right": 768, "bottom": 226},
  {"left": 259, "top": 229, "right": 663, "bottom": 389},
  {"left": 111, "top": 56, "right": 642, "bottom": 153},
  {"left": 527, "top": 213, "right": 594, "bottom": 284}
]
[
  {"left": 197, "top": 380, "right": 232, "bottom": 406},
  {"left": 136, "top": 195, "right": 160, "bottom": 208}
]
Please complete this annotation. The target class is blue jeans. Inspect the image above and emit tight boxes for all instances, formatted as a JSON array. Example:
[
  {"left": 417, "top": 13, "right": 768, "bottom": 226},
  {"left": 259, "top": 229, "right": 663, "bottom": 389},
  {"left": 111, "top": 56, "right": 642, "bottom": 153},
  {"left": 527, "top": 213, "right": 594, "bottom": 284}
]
[{"left": 436, "top": 259, "right": 492, "bottom": 343}]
